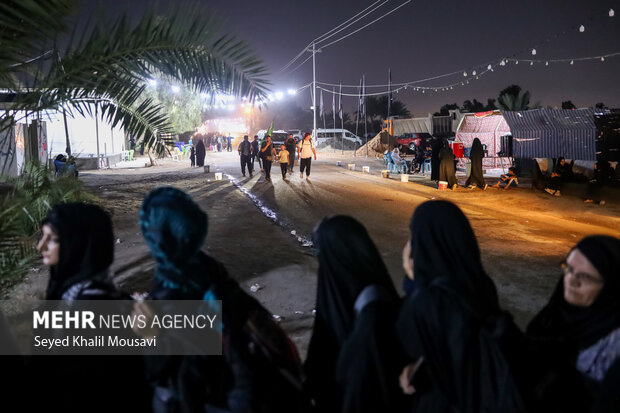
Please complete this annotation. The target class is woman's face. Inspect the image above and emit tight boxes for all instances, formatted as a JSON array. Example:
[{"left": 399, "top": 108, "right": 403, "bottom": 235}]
[
  {"left": 37, "top": 224, "right": 60, "bottom": 266},
  {"left": 402, "top": 240, "right": 414, "bottom": 280},
  {"left": 563, "top": 248, "right": 604, "bottom": 307}
]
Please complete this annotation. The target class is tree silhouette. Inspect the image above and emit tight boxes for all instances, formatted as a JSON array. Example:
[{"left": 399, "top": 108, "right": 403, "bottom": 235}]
[
  {"left": 561, "top": 100, "right": 576, "bottom": 110},
  {"left": 496, "top": 84, "right": 532, "bottom": 111}
]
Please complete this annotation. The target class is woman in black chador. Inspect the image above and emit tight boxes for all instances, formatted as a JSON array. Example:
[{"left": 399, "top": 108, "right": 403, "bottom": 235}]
[
  {"left": 430, "top": 138, "right": 442, "bottom": 181},
  {"left": 34, "top": 203, "right": 150, "bottom": 412},
  {"left": 465, "top": 138, "right": 486, "bottom": 189},
  {"left": 195, "top": 138, "right": 206, "bottom": 167},
  {"left": 304, "top": 215, "right": 409, "bottom": 413},
  {"left": 396, "top": 201, "right": 536, "bottom": 413},
  {"left": 438, "top": 142, "right": 458, "bottom": 189},
  {"left": 527, "top": 235, "right": 620, "bottom": 412}
]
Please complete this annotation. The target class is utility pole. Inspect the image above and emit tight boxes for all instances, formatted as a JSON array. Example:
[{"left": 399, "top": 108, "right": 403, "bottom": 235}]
[{"left": 312, "top": 42, "right": 317, "bottom": 141}]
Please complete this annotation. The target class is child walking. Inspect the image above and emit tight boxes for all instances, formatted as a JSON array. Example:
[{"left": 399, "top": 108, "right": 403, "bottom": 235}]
[{"left": 278, "top": 144, "right": 290, "bottom": 180}]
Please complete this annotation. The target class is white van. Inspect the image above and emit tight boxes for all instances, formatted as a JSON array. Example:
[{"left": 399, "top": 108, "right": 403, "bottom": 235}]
[{"left": 313, "top": 129, "right": 363, "bottom": 148}]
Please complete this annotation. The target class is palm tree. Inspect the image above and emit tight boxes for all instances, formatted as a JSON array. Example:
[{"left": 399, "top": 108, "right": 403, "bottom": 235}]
[
  {"left": 495, "top": 85, "right": 532, "bottom": 111},
  {"left": 0, "top": 0, "right": 269, "bottom": 156}
]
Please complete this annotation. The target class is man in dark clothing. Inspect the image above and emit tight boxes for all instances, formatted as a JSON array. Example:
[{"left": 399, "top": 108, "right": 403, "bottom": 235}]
[
  {"left": 227, "top": 136, "right": 233, "bottom": 152},
  {"left": 251, "top": 135, "right": 262, "bottom": 171},
  {"left": 238, "top": 135, "right": 253, "bottom": 177},
  {"left": 285, "top": 134, "right": 297, "bottom": 173}
]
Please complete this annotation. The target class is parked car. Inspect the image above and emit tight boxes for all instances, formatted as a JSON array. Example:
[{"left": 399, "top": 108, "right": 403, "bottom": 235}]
[
  {"left": 397, "top": 133, "right": 431, "bottom": 153},
  {"left": 313, "top": 128, "right": 363, "bottom": 149}
]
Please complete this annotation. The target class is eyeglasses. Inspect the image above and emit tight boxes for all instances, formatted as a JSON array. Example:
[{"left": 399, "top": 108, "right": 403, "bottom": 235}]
[{"left": 561, "top": 262, "right": 604, "bottom": 285}]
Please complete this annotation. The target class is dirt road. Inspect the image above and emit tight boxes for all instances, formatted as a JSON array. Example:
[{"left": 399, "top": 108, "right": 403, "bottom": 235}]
[{"left": 9, "top": 150, "right": 620, "bottom": 357}]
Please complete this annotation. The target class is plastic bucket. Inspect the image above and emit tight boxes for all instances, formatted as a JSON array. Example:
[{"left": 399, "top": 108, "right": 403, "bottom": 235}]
[
  {"left": 215, "top": 172, "right": 223, "bottom": 181},
  {"left": 363, "top": 166, "right": 370, "bottom": 173},
  {"left": 203, "top": 165, "right": 210, "bottom": 173},
  {"left": 438, "top": 180, "right": 448, "bottom": 190},
  {"left": 381, "top": 170, "right": 390, "bottom": 178},
  {"left": 401, "top": 174, "right": 409, "bottom": 182},
  {"left": 348, "top": 163, "right": 355, "bottom": 170}
]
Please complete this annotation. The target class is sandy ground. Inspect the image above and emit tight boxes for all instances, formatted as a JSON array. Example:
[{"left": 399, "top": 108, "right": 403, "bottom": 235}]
[{"left": 6, "top": 150, "right": 620, "bottom": 358}]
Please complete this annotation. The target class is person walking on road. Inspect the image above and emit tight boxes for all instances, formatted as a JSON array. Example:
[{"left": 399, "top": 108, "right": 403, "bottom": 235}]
[
  {"left": 251, "top": 135, "right": 262, "bottom": 172},
  {"left": 277, "top": 144, "right": 290, "bottom": 180},
  {"left": 285, "top": 133, "right": 297, "bottom": 173},
  {"left": 298, "top": 132, "right": 316, "bottom": 182},
  {"left": 238, "top": 135, "right": 253, "bottom": 177},
  {"left": 261, "top": 135, "right": 277, "bottom": 182},
  {"left": 227, "top": 135, "right": 233, "bottom": 152}
]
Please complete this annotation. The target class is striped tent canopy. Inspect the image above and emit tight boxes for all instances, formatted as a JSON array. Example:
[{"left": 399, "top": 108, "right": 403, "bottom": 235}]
[
  {"left": 502, "top": 108, "right": 596, "bottom": 161},
  {"left": 455, "top": 110, "right": 511, "bottom": 167}
]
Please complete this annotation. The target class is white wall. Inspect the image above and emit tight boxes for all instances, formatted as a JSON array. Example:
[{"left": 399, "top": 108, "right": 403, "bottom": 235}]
[{"left": 46, "top": 112, "right": 125, "bottom": 158}]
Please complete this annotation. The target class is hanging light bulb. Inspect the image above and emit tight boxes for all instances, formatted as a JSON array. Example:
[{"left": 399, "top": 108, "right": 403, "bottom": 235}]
[
  {"left": 461, "top": 82, "right": 464, "bottom": 86},
  {"left": 609, "top": 8, "right": 614, "bottom": 17},
  {"left": 515, "top": 60, "right": 519, "bottom": 65},
  {"left": 487, "top": 64, "right": 492, "bottom": 70},
  {"left": 450, "top": 86, "right": 453, "bottom": 90},
  {"left": 476, "top": 76, "right": 479, "bottom": 80},
  {"left": 601, "top": 56, "right": 605, "bottom": 62},
  {"left": 472, "top": 70, "right": 477, "bottom": 76},
  {"left": 530, "top": 61, "right": 534, "bottom": 66},
  {"left": 422, "top": 90, "right": 425, "bottom": 94},
  {"left": 570, "top": 60, "right": 574, "bottom": 65},
  {"left": 532, "top": 48, "right": 537, "bottom": 55},
  {"left": 463, "top": 71, "right": 468, "bottom": 77},
  {"left": 579, "top": 25, "right": 585, "bottom": 32},
  {"left": 545, "top": 61, "right": 549, "bottom": 66}
]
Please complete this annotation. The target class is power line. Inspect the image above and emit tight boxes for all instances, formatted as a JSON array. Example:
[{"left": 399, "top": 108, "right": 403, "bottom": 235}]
[
  {"left": 277, "top": 0, "right": 386, "bottom": 74},
  {"left": 319, "top": 0, "right": 412, "bottom": 50}
]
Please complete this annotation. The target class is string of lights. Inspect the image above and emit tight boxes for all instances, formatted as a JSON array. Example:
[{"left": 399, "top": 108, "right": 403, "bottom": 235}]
[
  {"left": 315, "top": 48, "right": 620, "bottom": 98},
  {"left": 314, "top": 7, "right": 617, "bottom": 91}
]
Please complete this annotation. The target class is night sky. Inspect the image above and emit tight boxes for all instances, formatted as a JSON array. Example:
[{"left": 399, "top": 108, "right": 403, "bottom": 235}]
[{"left": 84, "top": 0, "right": 620, "bottom": 116}]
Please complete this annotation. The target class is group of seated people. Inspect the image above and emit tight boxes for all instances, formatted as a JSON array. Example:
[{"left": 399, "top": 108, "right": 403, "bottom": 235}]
[{"left": 7, "top": 190, "right": 619, "bottom": 412}]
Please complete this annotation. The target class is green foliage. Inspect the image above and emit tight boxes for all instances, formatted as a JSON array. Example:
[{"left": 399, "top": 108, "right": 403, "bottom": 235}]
[
  {"left": 142, "top": 82, "right": 203, "bottom": 135},
  {"left": 1, "top": 0, "right": 269, "bottom": 157},
  {"left": 0, "top": 162, "right": 92, "bottom": 284}
]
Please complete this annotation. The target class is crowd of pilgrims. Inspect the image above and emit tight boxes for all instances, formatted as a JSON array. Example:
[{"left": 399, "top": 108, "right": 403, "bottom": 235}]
[{"left": 2, "top": 187, "right": 619, "bottom": 413}]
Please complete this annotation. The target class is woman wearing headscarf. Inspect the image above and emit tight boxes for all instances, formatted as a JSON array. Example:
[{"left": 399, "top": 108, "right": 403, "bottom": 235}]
[
  {"left": 39, "top": 203, "right": 118, "bottom": 300},
  {"left": 138, "top": 187, "right": 303, "bottom": 413},
  {"left": 438, "top": 142, "right": 458, "bottom": 189},
  {"left": 195, "top": 138, "right": 206, "bottom": 167},
  {"left": 465, "top": 138, "right": 486, "bottom": 189},
  {"left": 527, "top": 235, "right": 620, "bottom": 410},
  {"left": 34, "top": 203, "right": 150, "bottom": 412},
  {"left": 396, "top": 201, "right": 536, "bottom": 413},
  {"left": 304, "top": 215, "right": 409, "bottom": 413}
]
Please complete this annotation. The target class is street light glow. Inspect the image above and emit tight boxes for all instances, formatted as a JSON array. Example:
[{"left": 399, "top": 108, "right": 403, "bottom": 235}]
[
  {"left": 287, "top": 89, "right": 297, "bottom": 95},
  {"left": 148, "top": 79, "right": 158, "bottom": 87},
  {"left": 171, "top": 85, "right": 180, "bottom": 93},
  {"left": 275, "top": 91, "right": 284, "bottom": 100}
]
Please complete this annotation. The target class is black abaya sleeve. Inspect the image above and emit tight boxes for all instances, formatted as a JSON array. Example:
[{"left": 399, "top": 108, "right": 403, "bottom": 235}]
[{"left": 336, "top": 302, "right": 410, "bottom": 413}]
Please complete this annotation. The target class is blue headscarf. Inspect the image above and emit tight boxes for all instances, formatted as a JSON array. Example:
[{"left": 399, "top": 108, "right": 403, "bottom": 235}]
[{"left": 140, "top": 187, "right": 208, "bottom": 293}]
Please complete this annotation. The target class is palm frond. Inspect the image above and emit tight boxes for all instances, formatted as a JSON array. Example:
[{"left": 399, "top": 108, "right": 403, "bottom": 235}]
[{"left": 0, "top": 0, "right": 78, "bottom": 87}]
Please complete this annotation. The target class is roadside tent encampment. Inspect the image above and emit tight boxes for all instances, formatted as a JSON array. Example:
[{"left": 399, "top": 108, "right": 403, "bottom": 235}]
[
  {"left": 502, "top": 108, "right": 597, "bottom": 161},
  {"left": 455, "top": 110, "right": 511, "bottom": 167}
]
